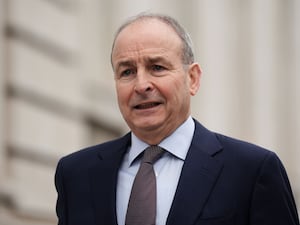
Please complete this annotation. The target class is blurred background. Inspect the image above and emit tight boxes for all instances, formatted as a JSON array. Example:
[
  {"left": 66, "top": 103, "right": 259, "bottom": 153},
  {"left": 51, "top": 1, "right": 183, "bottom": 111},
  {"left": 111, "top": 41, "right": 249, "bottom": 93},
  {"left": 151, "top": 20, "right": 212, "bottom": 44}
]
[{"left": 0, "top": 0, "right": 299, "bottom": 224}]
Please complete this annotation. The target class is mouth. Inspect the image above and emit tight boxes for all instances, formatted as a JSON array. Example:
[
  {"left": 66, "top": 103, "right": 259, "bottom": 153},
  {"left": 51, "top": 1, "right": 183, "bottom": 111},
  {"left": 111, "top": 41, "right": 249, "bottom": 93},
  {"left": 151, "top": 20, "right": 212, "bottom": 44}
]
[{"left": 134, "top": 102, "right": 162, "bottom": 110}]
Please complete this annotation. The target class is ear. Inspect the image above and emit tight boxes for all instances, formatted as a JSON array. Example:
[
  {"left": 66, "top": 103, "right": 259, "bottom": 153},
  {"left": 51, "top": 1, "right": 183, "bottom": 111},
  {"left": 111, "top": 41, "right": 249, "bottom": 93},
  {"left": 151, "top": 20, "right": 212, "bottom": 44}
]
[{"left": 188, "top": 63, "right": 202, "bottom": 96}]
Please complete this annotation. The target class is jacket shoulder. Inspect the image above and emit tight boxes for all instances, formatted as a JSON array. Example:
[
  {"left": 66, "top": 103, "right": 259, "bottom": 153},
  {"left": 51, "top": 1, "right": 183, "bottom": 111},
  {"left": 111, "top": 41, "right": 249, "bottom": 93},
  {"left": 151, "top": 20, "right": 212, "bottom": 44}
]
[
  {"left": 57, "top": 132, "right": 131, "bottom": 167},
  {"left": 213, "top": 132, "right": 281, "bottom": 172},
  {"left": 193, "top": 119, "right": 273, "bottom": 159}
]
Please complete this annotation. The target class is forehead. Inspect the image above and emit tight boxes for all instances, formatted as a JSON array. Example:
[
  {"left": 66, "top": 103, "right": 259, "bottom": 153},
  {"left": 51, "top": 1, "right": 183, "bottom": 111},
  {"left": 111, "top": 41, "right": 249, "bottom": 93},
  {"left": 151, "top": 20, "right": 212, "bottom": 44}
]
[{"left": 112, "top": 19, "right": 182, "bottom": 65}]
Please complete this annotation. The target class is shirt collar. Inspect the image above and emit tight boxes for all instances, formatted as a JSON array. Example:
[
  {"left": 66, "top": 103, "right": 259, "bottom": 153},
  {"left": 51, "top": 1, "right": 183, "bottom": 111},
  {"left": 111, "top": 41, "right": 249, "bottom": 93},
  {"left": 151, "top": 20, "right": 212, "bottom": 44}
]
[{"left": 128, "top": 116, "right": 195, "bottom": 166}]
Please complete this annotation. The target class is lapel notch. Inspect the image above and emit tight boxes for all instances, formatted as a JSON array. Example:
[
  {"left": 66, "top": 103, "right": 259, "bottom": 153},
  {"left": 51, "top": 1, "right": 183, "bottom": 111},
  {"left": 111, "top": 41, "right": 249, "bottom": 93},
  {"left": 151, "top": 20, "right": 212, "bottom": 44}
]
[
  {"left": 167, "top": 121, "right": 224, "bottom": 225},
  {"left": 89, "top": 133, "right": 131, "bottom": 225}
]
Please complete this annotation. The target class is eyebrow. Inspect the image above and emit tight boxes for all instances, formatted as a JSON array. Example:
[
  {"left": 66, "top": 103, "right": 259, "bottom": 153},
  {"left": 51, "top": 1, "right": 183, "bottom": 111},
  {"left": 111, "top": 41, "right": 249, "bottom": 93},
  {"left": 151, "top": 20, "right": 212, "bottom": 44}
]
[
  {"left": 146, "top": 56, "right": 172, "bottom": 67},
  {"left": 114, "top": 56, "right": 173, "bottom": 71},
  {"left": 114, "top": 60, "right": 136, "bottom": 72}
]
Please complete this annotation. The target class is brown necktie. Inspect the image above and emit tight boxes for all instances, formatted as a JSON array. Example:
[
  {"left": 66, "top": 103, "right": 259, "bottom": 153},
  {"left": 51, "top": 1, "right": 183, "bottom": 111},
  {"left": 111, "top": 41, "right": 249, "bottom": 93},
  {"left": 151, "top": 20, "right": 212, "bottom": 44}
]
[{"left": 125, "top": 146, "right": 165, "bottom": 225}]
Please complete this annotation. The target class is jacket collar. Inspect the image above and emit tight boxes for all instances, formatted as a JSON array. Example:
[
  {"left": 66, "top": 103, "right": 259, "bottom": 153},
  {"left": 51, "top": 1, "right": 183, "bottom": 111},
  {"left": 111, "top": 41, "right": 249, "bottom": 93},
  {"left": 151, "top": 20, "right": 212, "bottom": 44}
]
[
  {"left": 89, "top": 119, "right": 224, "bottom": 225},
  {"left": 166, "top": 120, "right": 224, "bottom": 225},
  {"left": 89, "top": 133, "right": 131, "bottom": 225}
]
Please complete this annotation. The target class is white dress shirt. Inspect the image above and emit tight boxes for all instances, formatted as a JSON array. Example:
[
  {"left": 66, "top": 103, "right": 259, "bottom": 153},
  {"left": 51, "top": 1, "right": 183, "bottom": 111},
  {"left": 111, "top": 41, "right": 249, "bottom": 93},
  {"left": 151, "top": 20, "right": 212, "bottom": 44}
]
[{"left": 116, "top": 116, "right": 195, "bottom": 225}]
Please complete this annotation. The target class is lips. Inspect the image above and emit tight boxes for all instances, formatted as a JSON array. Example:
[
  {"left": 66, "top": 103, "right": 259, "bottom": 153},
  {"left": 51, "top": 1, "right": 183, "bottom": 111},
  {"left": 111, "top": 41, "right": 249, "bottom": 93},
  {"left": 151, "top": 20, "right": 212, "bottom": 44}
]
[{"left": 134, "top": 102, "right": 161, "bottom": 109}]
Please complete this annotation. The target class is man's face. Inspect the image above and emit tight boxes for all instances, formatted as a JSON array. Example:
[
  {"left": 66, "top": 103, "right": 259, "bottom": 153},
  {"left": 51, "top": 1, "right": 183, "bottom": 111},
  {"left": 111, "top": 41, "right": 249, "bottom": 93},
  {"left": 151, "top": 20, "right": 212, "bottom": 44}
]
[{"left": 111, "top": 19, "right": 200, "bottom": 144}]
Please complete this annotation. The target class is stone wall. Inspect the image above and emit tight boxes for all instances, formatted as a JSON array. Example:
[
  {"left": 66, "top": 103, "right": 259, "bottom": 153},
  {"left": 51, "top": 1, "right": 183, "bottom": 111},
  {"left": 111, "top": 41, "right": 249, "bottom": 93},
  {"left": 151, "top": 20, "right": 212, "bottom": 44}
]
[
  {"left": 0, "top": 0, "right": 126, "bottom": 224},
  {"left": 0, "top": 0, "right": 299, "bottom": 224}
]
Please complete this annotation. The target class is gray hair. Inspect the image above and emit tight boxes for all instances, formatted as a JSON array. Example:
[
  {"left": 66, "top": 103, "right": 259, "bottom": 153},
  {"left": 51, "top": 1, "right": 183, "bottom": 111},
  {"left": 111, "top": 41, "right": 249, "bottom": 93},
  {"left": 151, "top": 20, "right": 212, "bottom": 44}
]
[{"left": 111, "top": 13, "right": 195, "bottom": 65}]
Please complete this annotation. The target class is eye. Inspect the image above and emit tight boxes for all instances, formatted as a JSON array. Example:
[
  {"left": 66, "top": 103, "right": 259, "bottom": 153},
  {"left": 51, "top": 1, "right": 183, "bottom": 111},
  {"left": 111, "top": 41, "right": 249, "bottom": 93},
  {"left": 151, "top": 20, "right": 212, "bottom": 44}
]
[
  {"left": 119, "top": 69, "right": 135, "bottom": 78},
  {"left": 122, "top": 69, "right": 132, "bottom": 76},
  {"left": 152, "top": 65, "right": 165, "bottom": 71}
]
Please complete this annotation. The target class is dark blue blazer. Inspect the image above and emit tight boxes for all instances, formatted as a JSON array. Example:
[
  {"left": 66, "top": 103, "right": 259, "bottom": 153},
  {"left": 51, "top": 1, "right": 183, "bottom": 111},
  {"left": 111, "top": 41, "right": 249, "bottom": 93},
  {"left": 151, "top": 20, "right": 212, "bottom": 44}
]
[{"left": 55, "top": 120, "right": 299, "bottom": 225}]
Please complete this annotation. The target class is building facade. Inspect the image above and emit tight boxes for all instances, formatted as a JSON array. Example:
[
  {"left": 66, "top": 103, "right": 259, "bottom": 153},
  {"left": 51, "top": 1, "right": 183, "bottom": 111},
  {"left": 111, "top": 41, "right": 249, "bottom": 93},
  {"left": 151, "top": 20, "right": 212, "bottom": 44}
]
[{"left": 0, "top": 0, "right": 299, "bottom": 224}]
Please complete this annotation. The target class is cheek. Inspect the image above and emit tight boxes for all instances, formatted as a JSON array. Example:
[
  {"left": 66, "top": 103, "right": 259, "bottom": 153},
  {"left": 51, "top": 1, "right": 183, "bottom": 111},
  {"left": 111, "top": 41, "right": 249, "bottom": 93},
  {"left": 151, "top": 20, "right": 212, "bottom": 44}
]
[
  {"left": 116, "top": 85, "right": 126, "bottom": 105},
  {"left": 171, "top": 77, "right": 190, "bottom": 95},
  {"left": 173, "top": 80, "right": 191, "bottom": 106},
  {"left": 116, "top": 85, "right": 130, "bottom": 106},
  {"left": 162, "top": 84, "right": 185, "bottom": 107}
]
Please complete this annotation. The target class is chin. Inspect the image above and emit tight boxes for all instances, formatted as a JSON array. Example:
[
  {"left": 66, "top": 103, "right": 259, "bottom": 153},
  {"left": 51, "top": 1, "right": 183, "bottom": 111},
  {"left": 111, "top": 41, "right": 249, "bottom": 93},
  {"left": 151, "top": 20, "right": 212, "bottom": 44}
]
[{"left": 132, "top": 118, "right": 164, "bottom": 131}]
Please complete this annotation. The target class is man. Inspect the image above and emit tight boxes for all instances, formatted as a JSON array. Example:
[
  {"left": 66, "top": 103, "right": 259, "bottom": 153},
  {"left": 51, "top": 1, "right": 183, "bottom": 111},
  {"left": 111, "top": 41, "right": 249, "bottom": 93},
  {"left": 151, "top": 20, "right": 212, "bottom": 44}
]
[{"left": 55, "top": 13, "right": 299, "bottom": 225}]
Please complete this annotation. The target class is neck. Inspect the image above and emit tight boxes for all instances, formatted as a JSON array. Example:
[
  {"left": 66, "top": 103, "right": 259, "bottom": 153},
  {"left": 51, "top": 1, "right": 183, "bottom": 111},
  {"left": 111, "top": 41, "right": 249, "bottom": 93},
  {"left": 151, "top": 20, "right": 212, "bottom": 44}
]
[{"left": 132, "top": 116, "right": 190, "bottom": 145}]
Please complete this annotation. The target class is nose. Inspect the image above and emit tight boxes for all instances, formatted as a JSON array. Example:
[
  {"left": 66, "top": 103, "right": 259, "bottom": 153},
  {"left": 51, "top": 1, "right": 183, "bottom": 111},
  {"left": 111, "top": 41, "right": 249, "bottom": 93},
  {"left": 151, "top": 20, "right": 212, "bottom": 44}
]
[{"left": 134, "top": 72, "right": 154, "bottom": 94}]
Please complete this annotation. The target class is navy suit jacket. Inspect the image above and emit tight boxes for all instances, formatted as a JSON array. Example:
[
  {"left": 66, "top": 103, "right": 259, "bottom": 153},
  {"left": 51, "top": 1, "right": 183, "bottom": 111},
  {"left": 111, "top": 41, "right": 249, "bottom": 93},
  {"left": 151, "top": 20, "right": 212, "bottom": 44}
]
[{"left": 55, "top": 120, "right": 299, "bottom": 225}]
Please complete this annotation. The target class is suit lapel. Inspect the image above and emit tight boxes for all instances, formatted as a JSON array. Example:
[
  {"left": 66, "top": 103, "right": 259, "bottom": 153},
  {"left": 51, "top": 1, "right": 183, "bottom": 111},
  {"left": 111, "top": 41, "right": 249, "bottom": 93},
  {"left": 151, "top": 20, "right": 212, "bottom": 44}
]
[
  {"left": 89, "top": 133, "right": 131, "bottom": 225},
  {"left": 87, "top": 121, "right": 223, "bottom": 225},
  {"left": 167, "top": 121, "right": 224, "bottom": 225}
]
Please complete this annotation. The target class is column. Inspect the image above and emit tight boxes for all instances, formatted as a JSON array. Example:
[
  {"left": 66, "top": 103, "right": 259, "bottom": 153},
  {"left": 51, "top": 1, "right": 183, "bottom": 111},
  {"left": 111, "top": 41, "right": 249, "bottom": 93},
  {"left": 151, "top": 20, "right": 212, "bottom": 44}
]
[
  {"left": 249, "top": 0, "right": 281, "bottom": 150},
  {"left": 192, "top": 0, "right": 243, "bottom": 137},
  {"left": 289, "top": 0, "right": 300, "bottom": 213},
  {"left": 0, "top": 0, "right": 5, "bottom": 184}
]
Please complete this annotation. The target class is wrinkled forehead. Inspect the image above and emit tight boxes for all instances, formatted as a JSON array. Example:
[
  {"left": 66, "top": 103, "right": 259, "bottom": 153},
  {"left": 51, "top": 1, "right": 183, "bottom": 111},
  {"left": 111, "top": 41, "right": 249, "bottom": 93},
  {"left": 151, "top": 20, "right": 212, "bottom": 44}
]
[
  {"left": 114, "top": 17, "right": 179, "bottom": 46},
  {"left": 111, "top": 19, "right": 183, "bottom": 64}
]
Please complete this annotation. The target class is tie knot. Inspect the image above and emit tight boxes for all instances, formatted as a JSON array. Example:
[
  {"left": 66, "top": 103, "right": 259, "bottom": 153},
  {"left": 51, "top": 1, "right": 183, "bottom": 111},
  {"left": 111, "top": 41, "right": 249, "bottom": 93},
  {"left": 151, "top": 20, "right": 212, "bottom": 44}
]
[{"left": 142, "top": 146, "right": 164, "bottom": 164}]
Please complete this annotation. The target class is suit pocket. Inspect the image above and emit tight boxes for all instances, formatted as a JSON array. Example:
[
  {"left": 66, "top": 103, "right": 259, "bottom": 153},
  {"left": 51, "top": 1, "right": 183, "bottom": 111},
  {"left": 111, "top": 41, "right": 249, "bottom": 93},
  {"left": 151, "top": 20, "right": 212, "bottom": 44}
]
[{"left": 195, "top": 212, "right": 237, "bottom": 225}]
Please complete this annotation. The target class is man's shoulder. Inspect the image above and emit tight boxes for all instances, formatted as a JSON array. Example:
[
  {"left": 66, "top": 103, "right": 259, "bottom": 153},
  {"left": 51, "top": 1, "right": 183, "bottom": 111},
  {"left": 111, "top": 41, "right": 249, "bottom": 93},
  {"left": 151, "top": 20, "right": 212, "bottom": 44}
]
[
  {"left": 212, "top": 132, "right": 280, "bottom": 170},
  {"left": 215, "top": 132, "right": 271, "bottom": 155},
  {"left": 57, "top": 132, "right": 131, "bottom": 167},
  {"left": 193, "top": 119, "right": 275, "bottom": 162}
]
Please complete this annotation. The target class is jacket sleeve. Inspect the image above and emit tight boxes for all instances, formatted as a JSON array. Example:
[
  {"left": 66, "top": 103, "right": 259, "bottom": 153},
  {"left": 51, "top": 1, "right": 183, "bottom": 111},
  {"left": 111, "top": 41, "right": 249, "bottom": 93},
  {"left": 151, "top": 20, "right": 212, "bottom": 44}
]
[
  {"left": 250, "top": 152, "right": 299, "bottom": 225},
  {"left": 55, "top": 159, "right": 67, "bottom": 225}
]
